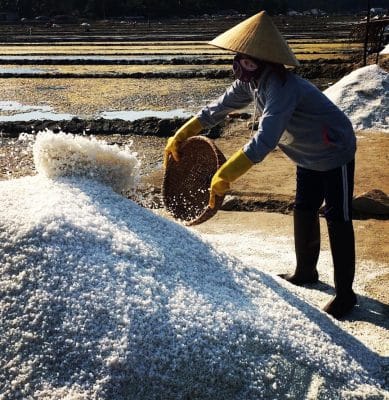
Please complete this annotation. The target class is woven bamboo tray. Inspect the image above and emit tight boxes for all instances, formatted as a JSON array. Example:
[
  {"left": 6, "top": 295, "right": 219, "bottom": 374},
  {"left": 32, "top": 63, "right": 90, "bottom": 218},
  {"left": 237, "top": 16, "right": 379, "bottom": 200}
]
[{"left": 163, "top": 136, "right": 226, "bottom": 226}]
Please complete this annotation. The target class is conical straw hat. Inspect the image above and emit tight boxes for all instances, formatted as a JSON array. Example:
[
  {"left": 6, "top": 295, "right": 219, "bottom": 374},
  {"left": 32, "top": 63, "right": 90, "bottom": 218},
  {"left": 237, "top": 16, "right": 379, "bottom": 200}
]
[{"left": 209, "top": 11, "right": 300, "bottom": 66}]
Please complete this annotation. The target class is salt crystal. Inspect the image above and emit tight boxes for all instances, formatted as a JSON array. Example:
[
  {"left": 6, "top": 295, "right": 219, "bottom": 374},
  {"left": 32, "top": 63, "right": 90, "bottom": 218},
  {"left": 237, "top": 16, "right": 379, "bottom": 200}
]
[{"left": 0, "top": 131, "right": 386, "bottom": 399}]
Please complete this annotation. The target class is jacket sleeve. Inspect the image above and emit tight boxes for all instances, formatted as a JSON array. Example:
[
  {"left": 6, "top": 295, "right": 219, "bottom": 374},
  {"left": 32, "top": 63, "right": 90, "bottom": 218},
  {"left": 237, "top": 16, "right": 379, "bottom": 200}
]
[
  {"left": 243, "top": 74, "right": 300, "bottom": 163},
  {"left": 196, "top": 80, "right": 253, "bottom": 128}
]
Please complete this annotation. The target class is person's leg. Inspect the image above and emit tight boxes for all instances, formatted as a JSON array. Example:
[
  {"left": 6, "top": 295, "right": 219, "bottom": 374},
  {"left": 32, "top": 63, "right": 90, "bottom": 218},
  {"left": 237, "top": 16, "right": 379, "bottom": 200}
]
[
  {"left": 322, "top": 160, "right": 356, "bottom": 319},
  {"left": 279, "top": 166, "right": 324, "bottom": 285}
]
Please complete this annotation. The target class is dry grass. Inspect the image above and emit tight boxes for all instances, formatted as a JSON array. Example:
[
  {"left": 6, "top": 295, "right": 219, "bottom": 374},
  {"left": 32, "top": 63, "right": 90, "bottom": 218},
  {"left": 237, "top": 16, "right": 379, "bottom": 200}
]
[
  {"left": 0, "top": 43, "right": 222, "bottom": 55},
  {"left": 0, "top": 47, "right": 223, "bottom": 55},
  {"left": 3, "top": 64, "right": 230, "bottom": 74},
  {"left": 291, "top": 42, "right": 361, "bottom": 52},
  {"left": 0, "top": 41, "right": 360, "bottom": 58},
  {"left": 296, "top": 53, "right": 353, "bottom": 60},
  {"left": 0, "top": 77, "right": 230, "bottom": 117}
]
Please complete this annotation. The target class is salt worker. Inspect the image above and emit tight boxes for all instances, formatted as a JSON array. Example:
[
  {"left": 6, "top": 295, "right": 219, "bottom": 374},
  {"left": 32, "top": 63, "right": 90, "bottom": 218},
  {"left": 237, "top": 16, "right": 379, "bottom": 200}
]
[{"left": 163, "top": 11, "right": 357, "bottom": 319}]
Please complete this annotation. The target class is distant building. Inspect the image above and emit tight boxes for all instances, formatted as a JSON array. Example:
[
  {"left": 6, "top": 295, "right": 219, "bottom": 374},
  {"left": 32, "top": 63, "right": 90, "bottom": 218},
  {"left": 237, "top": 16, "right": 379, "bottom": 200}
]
[
  {"left": 310, "top": 9, "right": 326, "bottom": 16},
  {"left": 370, "top": 8, "right": 386, "bottom": 16},
  {"left": 302, "top": 9, "right": 326, "bottom": 16},
  {"left": 287, "top": 10, "right": 302, "bottom": 17}
]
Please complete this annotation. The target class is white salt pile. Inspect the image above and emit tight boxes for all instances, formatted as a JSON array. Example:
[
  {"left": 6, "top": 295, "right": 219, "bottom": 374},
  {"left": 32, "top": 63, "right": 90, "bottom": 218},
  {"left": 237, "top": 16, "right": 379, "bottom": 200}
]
[
  {"left": 33, "top": 131, "right": 140, "bottom": 194},
  {"left": 380, "top": 44, "right": 389, "bottom": 56},
  {"left": 324, "top": 64, "right": 389, "bottom": 132},
  {"left": 0, "top": 132, "right": 387, "bottom": 399}
]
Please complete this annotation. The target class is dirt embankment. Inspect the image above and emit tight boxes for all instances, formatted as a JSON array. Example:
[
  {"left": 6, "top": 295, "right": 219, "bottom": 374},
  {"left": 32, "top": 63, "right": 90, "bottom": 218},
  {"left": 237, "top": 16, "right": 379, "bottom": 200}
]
[{"left": 0, "top": 117, "right": 191, "bottom": 138}]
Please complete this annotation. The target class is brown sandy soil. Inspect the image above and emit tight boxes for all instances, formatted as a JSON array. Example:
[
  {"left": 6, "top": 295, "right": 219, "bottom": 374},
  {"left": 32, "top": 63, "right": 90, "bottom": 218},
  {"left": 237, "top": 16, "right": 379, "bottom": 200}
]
[{"left": 140, "top": 118, "right": 389, "bottom": 201}]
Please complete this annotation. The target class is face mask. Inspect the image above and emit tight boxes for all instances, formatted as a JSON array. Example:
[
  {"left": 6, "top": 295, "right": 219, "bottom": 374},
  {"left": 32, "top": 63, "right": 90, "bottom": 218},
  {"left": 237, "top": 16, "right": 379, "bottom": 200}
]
[{"left": 233, "top": 54, "right": 261, "bottom": 82}]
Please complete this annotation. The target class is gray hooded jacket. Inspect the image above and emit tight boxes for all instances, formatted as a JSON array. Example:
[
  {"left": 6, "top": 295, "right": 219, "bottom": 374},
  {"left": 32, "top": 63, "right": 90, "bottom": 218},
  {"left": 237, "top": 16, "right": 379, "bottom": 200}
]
[{"left": 197, "top": 66, "right": 356, "bottom": 171}]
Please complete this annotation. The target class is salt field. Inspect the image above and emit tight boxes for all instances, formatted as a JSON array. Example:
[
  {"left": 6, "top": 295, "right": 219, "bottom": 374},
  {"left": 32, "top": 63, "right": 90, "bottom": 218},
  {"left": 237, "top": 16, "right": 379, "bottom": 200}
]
[
  {"left": 0, "top": 132, "right": 387, "bottom": 399},
  {"left": 0, "top": 13, "right": 388, "bottom": 399},
  {"left": 0, "top": 65, "right": 387, "bottom": 133}
]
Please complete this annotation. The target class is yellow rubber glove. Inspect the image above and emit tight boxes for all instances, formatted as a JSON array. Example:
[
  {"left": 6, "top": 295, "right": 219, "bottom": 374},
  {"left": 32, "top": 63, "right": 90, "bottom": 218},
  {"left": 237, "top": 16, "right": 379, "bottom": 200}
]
[
  {"left": 163, "top": 116, "right": 203, "bottom": 167},
  {"left": 209, "top": 149, "right": 254, "bottom": 209}
]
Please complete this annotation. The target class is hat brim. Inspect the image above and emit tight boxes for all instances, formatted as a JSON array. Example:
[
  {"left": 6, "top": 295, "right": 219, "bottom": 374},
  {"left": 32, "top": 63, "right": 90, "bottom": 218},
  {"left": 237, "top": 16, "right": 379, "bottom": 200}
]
[{"left": 209, "top": 11, "right": 300, "bottom": 67}]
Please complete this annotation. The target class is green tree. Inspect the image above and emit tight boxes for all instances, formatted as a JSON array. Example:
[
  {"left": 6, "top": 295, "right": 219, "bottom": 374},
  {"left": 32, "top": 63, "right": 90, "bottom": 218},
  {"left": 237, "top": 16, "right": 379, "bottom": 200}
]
[
  {"left": 3, "top": 0, "right": 389, "bottom": 19},
  {"left": 0, "top": 0, "right": 17, "bottom": 11}
]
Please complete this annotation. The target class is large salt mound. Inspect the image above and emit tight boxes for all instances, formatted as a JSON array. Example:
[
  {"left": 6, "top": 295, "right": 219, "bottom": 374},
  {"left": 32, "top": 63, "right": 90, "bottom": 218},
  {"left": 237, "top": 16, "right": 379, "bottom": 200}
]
[
  {"left": 324, "top": 64, "right": 389, "bottom": 132},
  {"left": 0, "top": 132, "right": 387, "bottom": 399}
]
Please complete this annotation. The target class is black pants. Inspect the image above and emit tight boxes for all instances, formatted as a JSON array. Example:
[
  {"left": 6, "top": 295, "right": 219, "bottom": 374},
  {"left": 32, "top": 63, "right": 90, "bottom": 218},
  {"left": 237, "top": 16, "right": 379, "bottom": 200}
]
[{"left": 294, "top": 160, "right": 355, "bottom": 222}]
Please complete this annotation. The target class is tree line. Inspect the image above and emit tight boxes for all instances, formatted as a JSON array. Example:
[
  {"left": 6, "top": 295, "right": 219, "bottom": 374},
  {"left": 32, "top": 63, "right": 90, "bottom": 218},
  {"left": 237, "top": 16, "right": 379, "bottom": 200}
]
[{"left": 1, "top": 0, "right": 388, "bottom": 19}]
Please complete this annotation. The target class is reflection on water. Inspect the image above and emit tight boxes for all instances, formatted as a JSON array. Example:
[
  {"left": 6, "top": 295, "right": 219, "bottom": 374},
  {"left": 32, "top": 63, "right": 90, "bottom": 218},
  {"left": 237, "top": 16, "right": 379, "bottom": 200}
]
[{"left": 99, "top": 109, "right": 191, "bottom": 121}]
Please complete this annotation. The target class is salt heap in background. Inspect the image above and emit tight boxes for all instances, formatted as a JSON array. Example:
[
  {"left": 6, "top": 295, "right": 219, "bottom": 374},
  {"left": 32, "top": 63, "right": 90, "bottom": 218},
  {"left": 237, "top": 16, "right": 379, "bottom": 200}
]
[
  {"left": 324, "top": 64, "right": 389, "bottom": 132},
  {"left": 0, "top": 132, "right": 387, "bottom": 399}
]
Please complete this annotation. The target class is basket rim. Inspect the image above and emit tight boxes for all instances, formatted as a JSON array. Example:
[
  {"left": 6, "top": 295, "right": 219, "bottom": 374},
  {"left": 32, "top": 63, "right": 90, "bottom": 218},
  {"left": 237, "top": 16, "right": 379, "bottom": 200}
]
[{"left": 162, "top": 135, "right": 226, "bottom": 226}]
